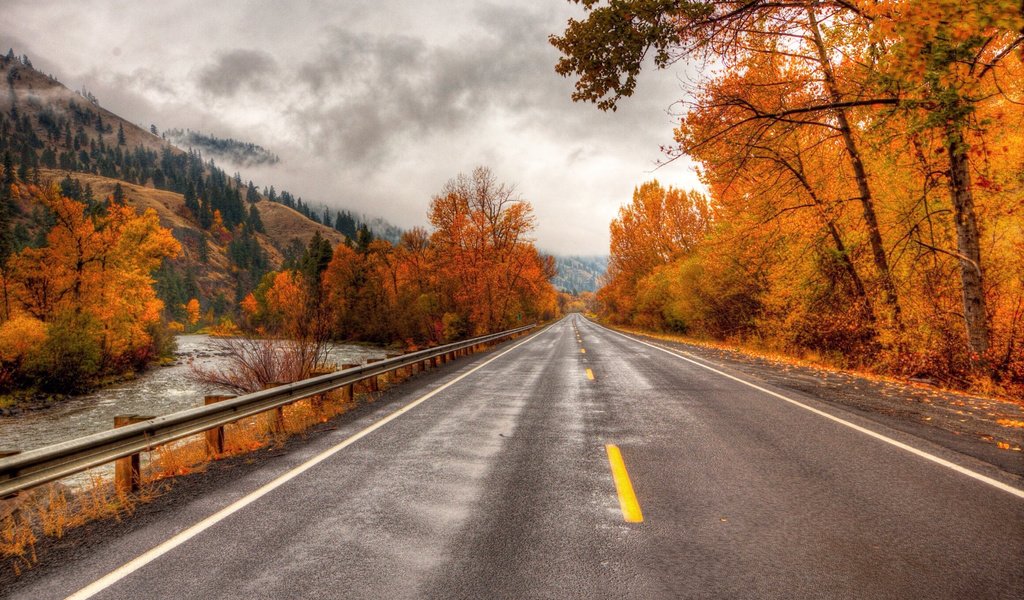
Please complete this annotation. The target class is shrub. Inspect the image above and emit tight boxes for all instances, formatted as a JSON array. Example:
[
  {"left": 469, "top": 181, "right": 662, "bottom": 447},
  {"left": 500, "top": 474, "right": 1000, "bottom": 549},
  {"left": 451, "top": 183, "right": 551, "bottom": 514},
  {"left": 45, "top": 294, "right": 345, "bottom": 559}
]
[{"left": 23, "top": 313, "right": 102, "bottom": 393}]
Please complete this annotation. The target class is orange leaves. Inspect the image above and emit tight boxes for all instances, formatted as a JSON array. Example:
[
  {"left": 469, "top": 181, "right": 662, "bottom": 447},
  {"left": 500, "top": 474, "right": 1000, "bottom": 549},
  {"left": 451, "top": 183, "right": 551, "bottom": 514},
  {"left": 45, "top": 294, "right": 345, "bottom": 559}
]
[
  {"left": 185, "top": 298, "right": 201, "bottom": 326},
  {"left": 427, "top": 167, "right": 555, "bottom": 336},
  {"left": 250, "top": 167, "right": 556, "bottom": 345},
  {"left": 2, "top": 184, "right": 181, "bottom": 375},
  {"left": 240, "top": 293, "right": 258, "bottom": 318},
  {"left": 265, "top": 270, "right": 308, "bottom": 333},
  {"left": 604, "top": 180, "right": 711, "bottom": 326},
  {"left": 0, "top": 314, "right": 47, "bottom": 364}
]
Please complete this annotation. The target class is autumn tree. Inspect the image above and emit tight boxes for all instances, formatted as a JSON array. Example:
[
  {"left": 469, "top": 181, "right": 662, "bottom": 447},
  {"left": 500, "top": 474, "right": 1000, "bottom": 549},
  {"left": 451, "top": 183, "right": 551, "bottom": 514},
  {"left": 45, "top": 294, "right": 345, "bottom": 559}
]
[
  {"left": 428, "top": 167, "right": 554, "bottom": 336},
  {"left": 602, "top": 181, "right": 711, "bottom": 324},
  {"left": 185, "top": 298, "right": 201, "bottom": 329},
  {"left": 245, "top": 167, "right": 557, "bottom": 348},
  {"left": 1, "top": 184, "right": 180, "bottom": 389},
  {"left": 862, "top": 0, "right": 1024, "bottom": 360}
]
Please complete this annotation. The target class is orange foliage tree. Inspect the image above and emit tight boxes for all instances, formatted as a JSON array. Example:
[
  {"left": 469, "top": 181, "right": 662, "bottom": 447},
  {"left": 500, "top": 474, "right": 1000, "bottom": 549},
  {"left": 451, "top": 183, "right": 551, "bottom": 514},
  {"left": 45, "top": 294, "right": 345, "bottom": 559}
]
[
  {"left": 0, "top": 184, "right": 180, "bottom": 390},
  {"left": 428, "top": 167, "right": 557, "bottom": 337}
]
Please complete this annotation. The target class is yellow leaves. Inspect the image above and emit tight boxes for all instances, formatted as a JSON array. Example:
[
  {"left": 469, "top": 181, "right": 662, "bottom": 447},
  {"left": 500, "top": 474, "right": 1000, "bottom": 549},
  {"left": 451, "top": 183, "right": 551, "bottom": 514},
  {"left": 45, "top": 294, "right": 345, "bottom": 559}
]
[
  {"left": 113, "top": 206, "right": 181, "bottom": 274},
  {"left": 0, "top": 314, "right": 47, "bottom": 363},
  {"left": 997, "top": 419, "right": 1024, "bottom": 428}
]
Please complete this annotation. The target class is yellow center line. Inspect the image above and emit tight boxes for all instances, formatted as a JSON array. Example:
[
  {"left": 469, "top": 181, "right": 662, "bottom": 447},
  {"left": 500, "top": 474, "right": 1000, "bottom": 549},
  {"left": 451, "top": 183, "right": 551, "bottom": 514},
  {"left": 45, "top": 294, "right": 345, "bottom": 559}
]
[
  {"left": 605, "top": 444, "right": 643, "bottom": 523},
  {"left": 585, "top": 368, "right": 595, "bottom": 380}
]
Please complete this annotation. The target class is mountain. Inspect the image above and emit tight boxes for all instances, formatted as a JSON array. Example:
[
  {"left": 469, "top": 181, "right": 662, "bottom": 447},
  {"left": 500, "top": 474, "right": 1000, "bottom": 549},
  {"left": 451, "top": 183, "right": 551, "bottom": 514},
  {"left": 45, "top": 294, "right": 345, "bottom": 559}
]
[
  {"left": 552, "top": 255, "right": 607, "bottom": 293},
  {"left": 0, "top": 50, "right": 392, "bottom": 320}
]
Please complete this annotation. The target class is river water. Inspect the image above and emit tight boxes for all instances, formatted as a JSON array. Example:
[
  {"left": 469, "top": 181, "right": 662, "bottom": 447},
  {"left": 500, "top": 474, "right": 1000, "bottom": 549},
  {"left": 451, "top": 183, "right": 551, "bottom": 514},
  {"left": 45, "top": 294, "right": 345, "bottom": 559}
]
[{"left": 0, "top": 335, "right": 389, "bottom": 486}]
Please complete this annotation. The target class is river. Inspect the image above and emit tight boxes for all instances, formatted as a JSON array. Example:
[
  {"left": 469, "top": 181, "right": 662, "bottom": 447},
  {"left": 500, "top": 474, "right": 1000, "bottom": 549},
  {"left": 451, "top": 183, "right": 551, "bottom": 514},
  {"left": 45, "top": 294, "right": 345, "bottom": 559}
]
[{"left": 0, "top": 335, "right": 389, "bottom": 486}]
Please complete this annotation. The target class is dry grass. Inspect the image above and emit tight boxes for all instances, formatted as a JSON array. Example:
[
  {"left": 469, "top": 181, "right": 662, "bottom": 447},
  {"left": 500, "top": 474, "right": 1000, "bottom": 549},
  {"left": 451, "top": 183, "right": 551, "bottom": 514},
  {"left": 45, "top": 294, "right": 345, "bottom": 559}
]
[
  {"left": 1, "top": 512, "right": 36, "bottom": 577},
  {"left": 257, "top": 200, "right": 346, "bottom": 247},
  {"left": 1, "top": 474, "right": 159, "bottom": 577}
]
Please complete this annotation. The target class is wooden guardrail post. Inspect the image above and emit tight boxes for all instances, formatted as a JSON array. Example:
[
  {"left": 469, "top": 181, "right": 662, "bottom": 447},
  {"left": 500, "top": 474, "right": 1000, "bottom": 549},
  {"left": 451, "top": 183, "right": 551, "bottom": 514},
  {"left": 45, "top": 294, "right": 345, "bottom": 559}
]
[
  {"left": 364, "top": 358, "right": 382, "bottom": 392},
  {"left": 340, "top": 364, "right": 358, "bottom": 402},
  {"left": 308, "top": 369, "right": 334, "bottom": 417},
  {"left": 114, "top": 415, "right": 154, "bottom": 494},
  {"left": 385, "top": 353, "right": 401, "bottom": 384},
  {"left": 204, "top": 395, "right": 235, "bottom": 456},
  {"left": 263, "top": 382, "right": 288, "bottom": 433}
]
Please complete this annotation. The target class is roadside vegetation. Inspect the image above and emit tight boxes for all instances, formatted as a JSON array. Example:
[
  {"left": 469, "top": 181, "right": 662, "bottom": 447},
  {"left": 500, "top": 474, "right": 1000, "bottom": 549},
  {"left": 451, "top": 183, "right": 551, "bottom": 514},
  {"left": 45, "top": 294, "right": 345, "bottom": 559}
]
[
  {"left": 553, "top": 0, "right": 1024, "bottom": 398},
  {"left": 213, "top": 166, "right": 558, "bottom": 391}
]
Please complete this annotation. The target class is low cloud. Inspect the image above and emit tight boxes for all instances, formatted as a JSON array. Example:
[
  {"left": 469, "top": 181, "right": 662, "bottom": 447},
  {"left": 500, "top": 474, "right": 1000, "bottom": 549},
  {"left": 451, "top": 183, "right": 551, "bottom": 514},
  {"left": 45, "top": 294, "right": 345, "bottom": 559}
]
[{"left": 197, "top": 49, "right": 278, "bottom": 97}]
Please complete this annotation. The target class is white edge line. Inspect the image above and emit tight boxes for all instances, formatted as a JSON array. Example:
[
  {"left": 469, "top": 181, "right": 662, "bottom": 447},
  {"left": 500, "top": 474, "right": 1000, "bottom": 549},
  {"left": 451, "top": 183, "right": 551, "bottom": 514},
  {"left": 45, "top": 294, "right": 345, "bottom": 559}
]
[
  {"left": 66, "top": 325, "right": 553, "bottom": 600},
  {"left": 587, "top": 319, "right": 1024, "bottom": 501}
]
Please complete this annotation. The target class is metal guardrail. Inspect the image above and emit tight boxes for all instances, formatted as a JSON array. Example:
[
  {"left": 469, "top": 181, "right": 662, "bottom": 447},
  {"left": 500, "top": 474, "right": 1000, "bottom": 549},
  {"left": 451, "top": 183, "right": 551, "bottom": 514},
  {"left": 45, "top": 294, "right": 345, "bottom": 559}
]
[{"left": 0, "top": 324, "right": 536, "bottom": 498}]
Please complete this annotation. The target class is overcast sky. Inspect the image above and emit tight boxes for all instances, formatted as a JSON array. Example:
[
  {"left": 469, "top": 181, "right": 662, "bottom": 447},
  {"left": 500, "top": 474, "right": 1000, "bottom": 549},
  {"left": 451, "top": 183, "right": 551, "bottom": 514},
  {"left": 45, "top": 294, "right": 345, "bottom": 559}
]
[{"left": 1, "top": 0, "right": 701, "bottom": 255}]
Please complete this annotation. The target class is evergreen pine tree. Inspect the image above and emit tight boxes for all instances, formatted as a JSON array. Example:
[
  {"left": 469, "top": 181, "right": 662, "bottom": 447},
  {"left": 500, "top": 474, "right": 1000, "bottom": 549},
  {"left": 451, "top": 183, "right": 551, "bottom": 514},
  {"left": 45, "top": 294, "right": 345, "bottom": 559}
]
[
  {"left": 355, "top": 224, "right": 374, "bottom": 252},
  {"left": 184, "top": 183, "right": 199, "bottom": 216},
  {"left": 112, "top": 182, "right": 125, "bottom": 205},
  {"left": 0, "top": 151, "right": 15, "bottom": 264},
  {"left": 247, "top": 204, "right": 264, "bottom": 233}
]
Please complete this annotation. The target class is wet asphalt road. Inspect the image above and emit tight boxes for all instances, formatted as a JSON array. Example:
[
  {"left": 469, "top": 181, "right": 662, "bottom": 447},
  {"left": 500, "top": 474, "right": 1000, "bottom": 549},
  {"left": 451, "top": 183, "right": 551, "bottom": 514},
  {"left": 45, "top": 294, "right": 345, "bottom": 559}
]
[{"left": 9, "top": 315, "right": 1024, "bottom": 599}]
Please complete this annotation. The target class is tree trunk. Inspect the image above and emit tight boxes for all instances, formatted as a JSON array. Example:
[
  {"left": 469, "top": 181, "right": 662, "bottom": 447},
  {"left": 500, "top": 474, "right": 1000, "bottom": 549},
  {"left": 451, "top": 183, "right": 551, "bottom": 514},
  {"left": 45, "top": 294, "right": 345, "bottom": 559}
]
[
  {"left": 782, "top": 153, "right": 875, "bottom": 323},
  {"left": 945, "top": 123, "right": 989, "bottom": 361},
  {"left": 806, "top": 5, "right": 903, "bottom": 329}
]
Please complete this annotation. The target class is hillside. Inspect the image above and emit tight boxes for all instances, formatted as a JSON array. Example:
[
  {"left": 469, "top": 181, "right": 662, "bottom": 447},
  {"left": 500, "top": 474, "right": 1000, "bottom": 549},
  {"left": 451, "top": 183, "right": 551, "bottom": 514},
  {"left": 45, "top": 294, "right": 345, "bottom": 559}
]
[
  {"left": 1, "top": 53, "right": 169, "bottom": 158},
  {"left": 552, "top": 255, "right": 607, "bottom": 293},
  {"left": 0, "top": 51, "right": 385, "bottom": 318},
  {"left": 23, "top": 167, "right": 344, "bottom": 315}
]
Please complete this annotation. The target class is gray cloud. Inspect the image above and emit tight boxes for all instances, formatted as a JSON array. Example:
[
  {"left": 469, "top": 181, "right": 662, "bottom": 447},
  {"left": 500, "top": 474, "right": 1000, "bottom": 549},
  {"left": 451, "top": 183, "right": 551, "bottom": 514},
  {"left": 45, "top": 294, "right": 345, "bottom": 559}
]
[
  {"left": 197, "top": 49, "right": 278, "bottom": 97},
  {"left": 0, "top": 0, "right": 702, "bottom": 255}
]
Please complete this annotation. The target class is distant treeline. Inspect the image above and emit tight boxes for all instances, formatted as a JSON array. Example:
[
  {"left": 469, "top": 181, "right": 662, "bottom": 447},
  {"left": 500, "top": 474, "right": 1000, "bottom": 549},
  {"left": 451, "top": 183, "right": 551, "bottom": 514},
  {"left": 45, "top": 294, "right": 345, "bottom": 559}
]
[{"left": 162, "top": 128, "right": 279, "bottom": 167}]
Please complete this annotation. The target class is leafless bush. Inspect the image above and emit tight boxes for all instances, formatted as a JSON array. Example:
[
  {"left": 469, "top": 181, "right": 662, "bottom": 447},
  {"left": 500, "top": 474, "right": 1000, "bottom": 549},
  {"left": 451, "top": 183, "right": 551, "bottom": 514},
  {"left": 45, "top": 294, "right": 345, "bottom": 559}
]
[{"left": 189, "top": 336, "right": 331, "bottom": 394}]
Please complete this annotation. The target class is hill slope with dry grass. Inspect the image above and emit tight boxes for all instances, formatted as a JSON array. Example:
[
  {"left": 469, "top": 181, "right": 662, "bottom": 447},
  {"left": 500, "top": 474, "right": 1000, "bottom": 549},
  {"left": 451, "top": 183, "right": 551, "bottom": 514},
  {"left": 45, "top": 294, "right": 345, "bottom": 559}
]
[{"left": 31, "top": 169, "right": 347, "bottom": 307}]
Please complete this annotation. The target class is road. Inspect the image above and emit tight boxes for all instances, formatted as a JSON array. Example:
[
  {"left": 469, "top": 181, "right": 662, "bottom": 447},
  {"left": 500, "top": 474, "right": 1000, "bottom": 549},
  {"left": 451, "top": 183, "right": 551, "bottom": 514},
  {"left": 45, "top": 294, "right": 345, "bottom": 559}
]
[{"left": 9, "top": 315, "right": 1024, "bottom": 599}]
